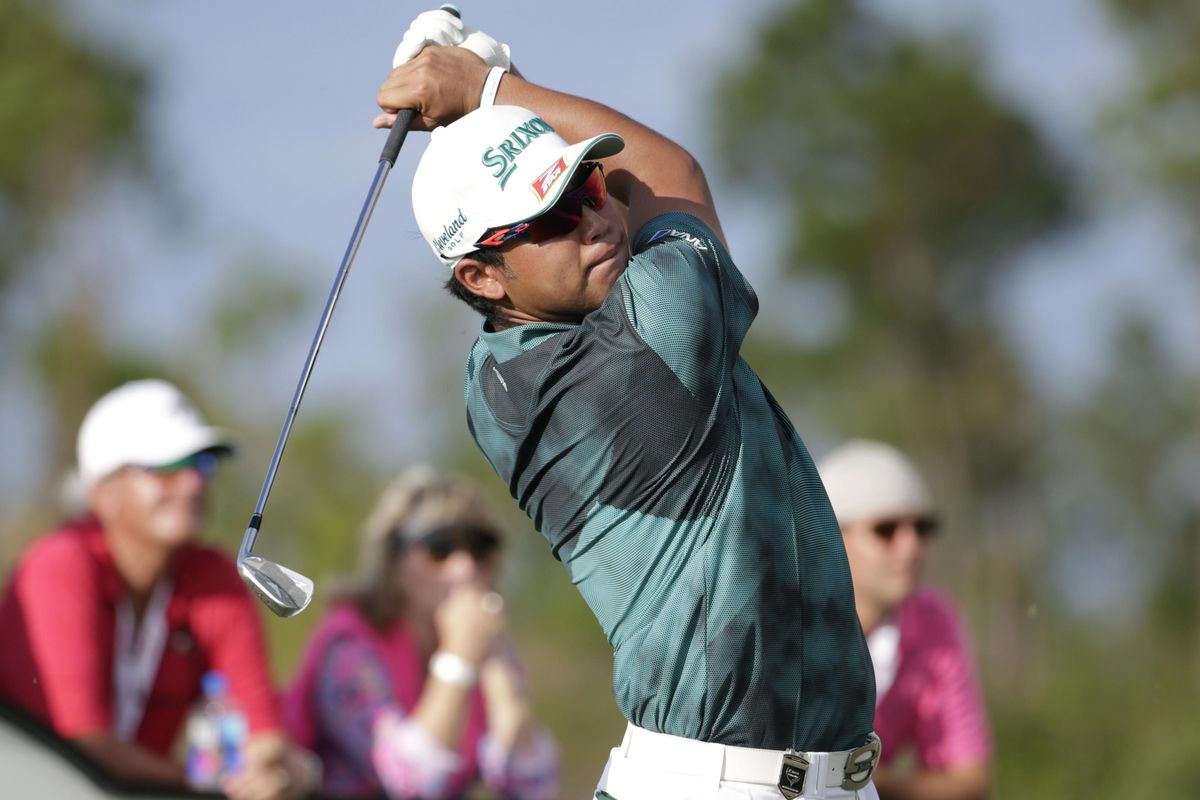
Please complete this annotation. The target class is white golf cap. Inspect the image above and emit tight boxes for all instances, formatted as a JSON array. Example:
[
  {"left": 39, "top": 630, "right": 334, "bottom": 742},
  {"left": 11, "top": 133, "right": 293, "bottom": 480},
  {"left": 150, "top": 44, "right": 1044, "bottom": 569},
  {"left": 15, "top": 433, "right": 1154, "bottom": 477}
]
[
  {"left": 816, "top": 440, "right": 934, "bottom": 526},
  {"left": 411, "top": 105, "right": 624, "bottom": 267},
  {"left": 77, "top": 379, "right": 232, "bottom": 487}
]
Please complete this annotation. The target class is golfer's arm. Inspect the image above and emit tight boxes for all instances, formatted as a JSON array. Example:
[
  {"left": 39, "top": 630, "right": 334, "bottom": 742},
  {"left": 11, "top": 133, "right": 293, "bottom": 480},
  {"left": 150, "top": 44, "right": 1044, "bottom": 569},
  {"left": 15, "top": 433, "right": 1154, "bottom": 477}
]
[
  {"left": 494, "top": 73, "right": 726, "bottom": 248},
  {"left": 73, "top": 732, "right": 187, "bottom": 787}
]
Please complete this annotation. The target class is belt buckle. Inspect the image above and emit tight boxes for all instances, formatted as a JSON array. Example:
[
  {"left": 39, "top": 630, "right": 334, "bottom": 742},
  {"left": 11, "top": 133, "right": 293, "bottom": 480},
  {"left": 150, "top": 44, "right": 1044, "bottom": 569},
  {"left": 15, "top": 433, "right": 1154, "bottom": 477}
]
[
  {"left": 840, "top": 732, "right": 882, "bottom": 791},
  {"left": 777, "top": 749, "right": 809, "bottom": 799}
]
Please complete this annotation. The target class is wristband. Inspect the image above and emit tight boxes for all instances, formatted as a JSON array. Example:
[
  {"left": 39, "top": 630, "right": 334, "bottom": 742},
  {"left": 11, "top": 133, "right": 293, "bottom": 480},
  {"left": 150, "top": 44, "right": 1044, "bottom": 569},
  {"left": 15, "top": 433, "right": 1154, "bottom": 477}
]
[
  {"left": 429, "top": 651, "right": 477, "bottom": 687},
  {"left": 479, "top": 65, "right": 507, "bottom": 109}
]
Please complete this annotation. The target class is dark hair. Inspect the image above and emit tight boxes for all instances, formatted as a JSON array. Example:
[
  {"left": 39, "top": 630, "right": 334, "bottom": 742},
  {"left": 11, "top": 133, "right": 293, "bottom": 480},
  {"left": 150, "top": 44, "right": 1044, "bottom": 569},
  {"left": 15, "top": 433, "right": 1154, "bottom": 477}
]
[{"left": 445, "top": 248, "right": 509, "bottom": 321}]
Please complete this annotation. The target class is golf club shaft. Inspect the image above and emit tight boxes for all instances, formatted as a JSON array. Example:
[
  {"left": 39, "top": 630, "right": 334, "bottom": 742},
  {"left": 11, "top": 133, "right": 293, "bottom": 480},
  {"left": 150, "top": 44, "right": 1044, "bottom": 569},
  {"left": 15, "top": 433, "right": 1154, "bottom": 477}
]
[{"left": 244, "top": 111, "right": 417, "bottom": 547}]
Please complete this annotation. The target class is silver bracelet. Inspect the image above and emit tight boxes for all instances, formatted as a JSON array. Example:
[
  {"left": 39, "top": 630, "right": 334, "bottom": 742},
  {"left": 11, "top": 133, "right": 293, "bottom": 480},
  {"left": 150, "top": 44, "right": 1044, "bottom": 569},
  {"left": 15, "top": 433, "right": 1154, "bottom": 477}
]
[
  {"left": 429, "top": 651, "right": 477, "bottom": 687},
  {"left": 479, "top": 65, "right": 507, "bottom": 109}
]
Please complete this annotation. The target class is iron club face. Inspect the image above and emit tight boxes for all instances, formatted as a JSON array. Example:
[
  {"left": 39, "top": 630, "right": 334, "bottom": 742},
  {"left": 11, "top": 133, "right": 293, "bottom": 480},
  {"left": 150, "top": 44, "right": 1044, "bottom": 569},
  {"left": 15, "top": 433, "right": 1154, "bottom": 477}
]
[
  {"left": 238, "top": 555, "right": 314, "bottom": 617},
  {"left": 237, "top": 519, "right": 313, "bottom": 617}
]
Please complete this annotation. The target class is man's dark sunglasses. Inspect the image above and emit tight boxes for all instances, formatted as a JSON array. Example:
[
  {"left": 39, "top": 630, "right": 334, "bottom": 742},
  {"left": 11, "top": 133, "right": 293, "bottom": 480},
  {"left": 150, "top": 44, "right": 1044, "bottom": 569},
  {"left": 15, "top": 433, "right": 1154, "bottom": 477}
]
[
  {"left": 475, "top": 162, "right": 607, "bottom": 248},
  {"left": 148, "top": 450, "right": 220, "bottom": 479},
  {"left": 394, "top": 524, "right": 502, "bottom": 562},
  {"left": 872, "top": 516, "right": 939, "bottom": 542}
]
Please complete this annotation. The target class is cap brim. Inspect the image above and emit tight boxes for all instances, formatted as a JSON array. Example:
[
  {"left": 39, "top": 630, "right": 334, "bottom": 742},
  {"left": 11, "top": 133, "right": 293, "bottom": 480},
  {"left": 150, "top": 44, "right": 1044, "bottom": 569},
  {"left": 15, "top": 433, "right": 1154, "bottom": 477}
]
[
  {"left": 511, "top": 133, "right": 624, "bottom": 226},
  {"left": 136, "top": 427, "right": 235, "bottom": 469}
]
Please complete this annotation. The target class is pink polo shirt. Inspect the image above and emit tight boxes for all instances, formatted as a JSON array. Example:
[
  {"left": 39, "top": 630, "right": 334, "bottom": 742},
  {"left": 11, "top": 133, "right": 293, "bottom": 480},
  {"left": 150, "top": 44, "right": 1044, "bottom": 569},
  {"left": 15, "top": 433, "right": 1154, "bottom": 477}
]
[{"left": 872, "top": 587, "right": 991, "bottom": 769}]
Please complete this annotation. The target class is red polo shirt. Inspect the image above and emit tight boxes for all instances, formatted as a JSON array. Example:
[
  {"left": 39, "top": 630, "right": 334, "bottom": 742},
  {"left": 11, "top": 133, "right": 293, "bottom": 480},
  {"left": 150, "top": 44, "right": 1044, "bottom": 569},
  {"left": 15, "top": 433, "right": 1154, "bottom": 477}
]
[{"left": 0, "top": 516, "right": 282, "bottom": 754}]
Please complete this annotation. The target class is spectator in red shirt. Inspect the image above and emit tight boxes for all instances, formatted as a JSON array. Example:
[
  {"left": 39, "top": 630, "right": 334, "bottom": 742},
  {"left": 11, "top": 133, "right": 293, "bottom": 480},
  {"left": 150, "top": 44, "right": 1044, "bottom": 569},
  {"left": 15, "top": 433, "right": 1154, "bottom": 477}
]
[
  {"left": 0, "top": 379, "right": 317, "bottom": 800},
  {"left": 818, "top": 440, "right": 992, "bottom": 800}
]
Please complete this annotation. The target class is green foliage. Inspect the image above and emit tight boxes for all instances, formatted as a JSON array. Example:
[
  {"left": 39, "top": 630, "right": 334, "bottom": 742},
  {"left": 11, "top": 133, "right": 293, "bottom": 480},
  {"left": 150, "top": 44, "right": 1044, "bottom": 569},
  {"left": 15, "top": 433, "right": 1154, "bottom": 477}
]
[
  {"left": 1103, "top": 0, "right": 1200, "bottom": 213},
  {"left": 717, "top": 0, "right": 1070, "bottom": 534},
  {"left": 0, "top": 0, "right": 145, "bottom": 290}
]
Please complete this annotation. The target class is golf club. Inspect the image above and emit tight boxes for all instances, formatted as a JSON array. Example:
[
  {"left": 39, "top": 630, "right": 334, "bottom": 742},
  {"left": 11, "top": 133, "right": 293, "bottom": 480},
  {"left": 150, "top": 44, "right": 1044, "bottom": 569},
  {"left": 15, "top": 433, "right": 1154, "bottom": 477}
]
[{"left": 237, "top": 6, "right": 463, "bottom": 616}]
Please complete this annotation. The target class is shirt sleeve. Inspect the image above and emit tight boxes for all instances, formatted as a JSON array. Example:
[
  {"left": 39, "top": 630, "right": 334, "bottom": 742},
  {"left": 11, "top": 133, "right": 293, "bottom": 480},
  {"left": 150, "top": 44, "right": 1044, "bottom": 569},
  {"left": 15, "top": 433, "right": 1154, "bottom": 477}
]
[
  {"left": 312, "top": 635, "right": 463, "bottom": 799},
  {"left": 477, "top": 727, "right": 560, "bottom": 800},
  {"left": 620, "top": 213, "right": 758, "bottom": 400},
  {"left": 913, "top": 598, "right": 992, "bottom": 769},
  {"left": 186, "top": 550, "right": 281, "bottom": 733},
  {"left": 14, "top": 537, "right": 112, "bottom": 738}
]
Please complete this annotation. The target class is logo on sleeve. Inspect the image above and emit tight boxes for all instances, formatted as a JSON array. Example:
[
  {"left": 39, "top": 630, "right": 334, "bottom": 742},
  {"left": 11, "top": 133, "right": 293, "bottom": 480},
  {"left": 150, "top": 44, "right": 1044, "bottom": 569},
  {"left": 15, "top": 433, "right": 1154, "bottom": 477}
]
[
  {"left": 648, "top": 228, "right": 709, "bottom": 252},
  {"left": 531, "top": 157, "right": 567, "bottom": 201}
]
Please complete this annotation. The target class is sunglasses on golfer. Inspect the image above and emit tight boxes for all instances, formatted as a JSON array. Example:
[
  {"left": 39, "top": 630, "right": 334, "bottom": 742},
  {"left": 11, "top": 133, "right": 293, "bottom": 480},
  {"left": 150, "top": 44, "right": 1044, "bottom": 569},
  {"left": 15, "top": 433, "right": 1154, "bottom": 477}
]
[
  {"left": 147, "top": 450, "right": 220, "bottom": 479},
  {"left": 475, "top": 162, "right": 607, "bottom": 248},
  {"left": 871, "top": 516, "right": 940, "bottom": 542},
  {"left": 392, "top": 524, "right": 502, "bottom": 562}
]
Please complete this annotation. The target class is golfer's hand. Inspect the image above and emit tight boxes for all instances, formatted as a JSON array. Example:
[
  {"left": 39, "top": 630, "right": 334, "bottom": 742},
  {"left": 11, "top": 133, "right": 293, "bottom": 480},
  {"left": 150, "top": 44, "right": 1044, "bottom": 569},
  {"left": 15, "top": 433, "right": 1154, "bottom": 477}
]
[
  {"left": 392, "top": 8, "right": 512, "bottom": 71},
  {"left": 223, "top": 732, "right": 319, "bottom": 800},
  {"left": 375, "top": 46, "right": 489, "bottom": 131}
]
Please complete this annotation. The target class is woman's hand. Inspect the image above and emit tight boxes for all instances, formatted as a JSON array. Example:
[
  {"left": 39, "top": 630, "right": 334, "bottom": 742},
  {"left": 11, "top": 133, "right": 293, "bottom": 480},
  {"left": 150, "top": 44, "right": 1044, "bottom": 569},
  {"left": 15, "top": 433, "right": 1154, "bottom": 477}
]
[
  {"left": 479, "top": 642, "right": 535, "bottom": 751},
  {"left": 433, "top": 582, "right": 506, "bottom": 668}
]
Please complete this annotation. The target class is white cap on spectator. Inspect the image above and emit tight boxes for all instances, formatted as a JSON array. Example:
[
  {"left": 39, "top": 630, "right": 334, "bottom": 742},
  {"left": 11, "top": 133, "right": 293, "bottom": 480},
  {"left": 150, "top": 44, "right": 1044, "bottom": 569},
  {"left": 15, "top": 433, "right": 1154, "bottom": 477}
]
[
  {"left": 817, "top": 439, "right": 933, "bottom": 525},
  {"left": 77, "top": 379, "right": 232, "bottom": 487}
]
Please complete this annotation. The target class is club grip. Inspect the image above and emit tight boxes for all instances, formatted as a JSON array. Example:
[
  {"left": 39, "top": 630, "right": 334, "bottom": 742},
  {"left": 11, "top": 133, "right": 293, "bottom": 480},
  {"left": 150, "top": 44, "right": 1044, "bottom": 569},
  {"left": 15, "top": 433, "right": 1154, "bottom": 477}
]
[
  {"left": 379, "top": 6, "right": 460, "bottom": 166},
  {"left": 379, "top": 109, "right": 418, "bottom": 166}
]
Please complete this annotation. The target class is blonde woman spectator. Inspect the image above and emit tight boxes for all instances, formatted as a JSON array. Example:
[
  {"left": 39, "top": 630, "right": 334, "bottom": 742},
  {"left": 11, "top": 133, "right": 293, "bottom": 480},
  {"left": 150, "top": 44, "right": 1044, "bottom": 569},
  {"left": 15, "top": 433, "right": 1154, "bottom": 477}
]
[{"left": 284, "top": 466, "right": 558, "bottom": 799}]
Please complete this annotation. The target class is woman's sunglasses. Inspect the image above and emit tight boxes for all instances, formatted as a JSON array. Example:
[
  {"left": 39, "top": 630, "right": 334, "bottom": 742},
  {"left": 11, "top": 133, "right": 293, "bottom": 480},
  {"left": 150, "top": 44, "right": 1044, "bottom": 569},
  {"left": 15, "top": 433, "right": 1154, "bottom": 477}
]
[
  {"left": 475, "top": 162, "right": 607, "bottom": 248},
  {"left": 871, "top": 516, "right": 939, "bottom": 542},
  {"left": 392, "top": 524, "right": 502, "bottom": 562}
]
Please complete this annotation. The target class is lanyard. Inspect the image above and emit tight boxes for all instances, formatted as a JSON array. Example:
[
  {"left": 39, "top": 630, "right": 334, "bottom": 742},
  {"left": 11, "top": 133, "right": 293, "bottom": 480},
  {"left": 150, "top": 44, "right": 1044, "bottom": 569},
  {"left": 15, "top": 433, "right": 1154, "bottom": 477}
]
[{"left": 112, "top": 578, "right": 173, "bottom": 741}]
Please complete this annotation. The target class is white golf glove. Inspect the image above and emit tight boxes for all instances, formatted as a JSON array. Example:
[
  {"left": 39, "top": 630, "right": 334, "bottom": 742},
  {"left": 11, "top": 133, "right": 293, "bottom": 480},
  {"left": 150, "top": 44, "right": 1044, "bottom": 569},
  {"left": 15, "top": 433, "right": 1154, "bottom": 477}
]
[{"left": 392, "top": 8, "right": 512, "bottom": 71}]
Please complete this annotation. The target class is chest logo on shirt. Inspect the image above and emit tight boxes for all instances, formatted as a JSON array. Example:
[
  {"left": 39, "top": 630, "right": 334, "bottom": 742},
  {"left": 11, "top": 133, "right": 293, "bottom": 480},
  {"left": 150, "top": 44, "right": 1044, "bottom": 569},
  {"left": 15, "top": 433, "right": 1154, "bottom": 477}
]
[
  {"left": 491, "top": 365, "right": 508, "bottom": 392},
  {"left": 648, "top": 228, "right": 709, "bottom": 252}
]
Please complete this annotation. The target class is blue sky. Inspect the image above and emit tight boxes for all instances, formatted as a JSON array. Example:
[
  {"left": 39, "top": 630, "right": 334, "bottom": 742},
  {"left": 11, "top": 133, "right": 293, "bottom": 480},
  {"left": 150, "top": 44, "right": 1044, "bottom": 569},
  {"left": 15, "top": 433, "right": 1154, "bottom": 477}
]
[{"left": 2, "top": 0, "right": 1197, "bottom": 524}]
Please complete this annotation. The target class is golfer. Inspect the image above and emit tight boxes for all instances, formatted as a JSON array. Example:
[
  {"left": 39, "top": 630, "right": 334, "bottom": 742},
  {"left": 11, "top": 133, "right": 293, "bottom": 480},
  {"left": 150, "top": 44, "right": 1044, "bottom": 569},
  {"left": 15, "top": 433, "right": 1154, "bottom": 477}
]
[{"left": 375, "top": 11, "right": 879, "bottom": 799}]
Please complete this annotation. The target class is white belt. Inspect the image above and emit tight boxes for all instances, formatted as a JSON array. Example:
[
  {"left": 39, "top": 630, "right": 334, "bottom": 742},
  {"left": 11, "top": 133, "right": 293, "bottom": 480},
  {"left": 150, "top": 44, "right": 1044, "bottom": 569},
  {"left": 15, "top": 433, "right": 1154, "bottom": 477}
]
[{"left": 620, "top": 724, "right": 881, "bottom": 796}]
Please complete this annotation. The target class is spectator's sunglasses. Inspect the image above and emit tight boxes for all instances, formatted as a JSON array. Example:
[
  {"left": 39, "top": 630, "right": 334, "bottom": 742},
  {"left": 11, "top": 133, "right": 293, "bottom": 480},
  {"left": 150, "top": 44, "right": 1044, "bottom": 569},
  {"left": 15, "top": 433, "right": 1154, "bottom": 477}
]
[
  {"left": 871, "top": 516, "right": 939, "bottom": 542},
  {"left": 392, "top": 524, "right": 502, "bottom": 562},
  {"left": 147, "top": 450, "right": 220, "bottom": 479},
  {"left": 475, "top": 162, "right": 607, "bottom": 248}
]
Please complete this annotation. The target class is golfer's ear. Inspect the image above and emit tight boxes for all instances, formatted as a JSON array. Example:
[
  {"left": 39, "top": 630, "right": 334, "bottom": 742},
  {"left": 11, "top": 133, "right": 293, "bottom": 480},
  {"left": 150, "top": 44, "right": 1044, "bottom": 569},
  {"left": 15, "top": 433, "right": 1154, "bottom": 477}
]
[{"left": 455, "top": 257, "right": 506, "bottom": 301}]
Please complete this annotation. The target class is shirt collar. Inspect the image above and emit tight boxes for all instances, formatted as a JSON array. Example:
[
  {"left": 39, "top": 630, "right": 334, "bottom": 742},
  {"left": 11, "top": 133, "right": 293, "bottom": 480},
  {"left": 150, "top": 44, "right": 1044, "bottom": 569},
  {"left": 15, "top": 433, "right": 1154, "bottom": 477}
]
[{"left": 477, "top": 319, "right": 574, "bottom": 364}]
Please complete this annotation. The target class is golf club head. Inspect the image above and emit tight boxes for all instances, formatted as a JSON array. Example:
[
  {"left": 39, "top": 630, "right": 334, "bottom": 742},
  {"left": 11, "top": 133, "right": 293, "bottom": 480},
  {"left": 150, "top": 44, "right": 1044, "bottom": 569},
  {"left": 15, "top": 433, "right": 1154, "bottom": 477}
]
[{"left": 238, "top": 554, "right": 314, "bottom": 618}]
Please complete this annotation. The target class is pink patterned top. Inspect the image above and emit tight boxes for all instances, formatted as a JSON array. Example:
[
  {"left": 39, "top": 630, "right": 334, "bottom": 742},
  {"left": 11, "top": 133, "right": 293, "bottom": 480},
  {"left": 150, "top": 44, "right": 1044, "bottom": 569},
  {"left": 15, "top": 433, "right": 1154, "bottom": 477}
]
[
  {"left": 872, "top": 588, "right": 991, "bottom": 769},
  {"left": 283, "top": 604, "right": 558, "bottom": 798}
]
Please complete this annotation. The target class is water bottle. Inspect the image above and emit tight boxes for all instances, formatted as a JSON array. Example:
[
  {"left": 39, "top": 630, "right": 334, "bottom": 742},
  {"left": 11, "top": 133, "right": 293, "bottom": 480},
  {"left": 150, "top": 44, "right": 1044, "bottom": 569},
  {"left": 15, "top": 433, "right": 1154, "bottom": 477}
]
[{"left": 186, "top": 670, "right": 248, "bottom": 789}]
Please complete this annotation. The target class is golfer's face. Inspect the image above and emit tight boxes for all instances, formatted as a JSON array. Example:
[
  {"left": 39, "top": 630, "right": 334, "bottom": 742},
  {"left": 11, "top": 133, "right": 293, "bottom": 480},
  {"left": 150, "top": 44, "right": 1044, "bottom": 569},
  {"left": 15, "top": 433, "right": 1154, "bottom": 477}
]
[
  {"left": 96, "top": 465, "right": 209, "bottom": 548},
  {"left": 494, "top": 199, "right": 629, "bottom": 322}
]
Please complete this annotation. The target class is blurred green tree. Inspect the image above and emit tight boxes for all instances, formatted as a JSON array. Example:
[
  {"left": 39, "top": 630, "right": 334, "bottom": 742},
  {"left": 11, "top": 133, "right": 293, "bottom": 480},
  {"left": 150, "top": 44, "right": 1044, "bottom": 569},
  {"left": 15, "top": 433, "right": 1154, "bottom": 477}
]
[
  {"left": 714, "top": 0, "right": 1073, "bottom": 683},
  {"left": 1104, "top": 0, "right": 1200, "bottom": 215},
  {"left": 0, "top": 0, "right": 145, "bottom": 294}
]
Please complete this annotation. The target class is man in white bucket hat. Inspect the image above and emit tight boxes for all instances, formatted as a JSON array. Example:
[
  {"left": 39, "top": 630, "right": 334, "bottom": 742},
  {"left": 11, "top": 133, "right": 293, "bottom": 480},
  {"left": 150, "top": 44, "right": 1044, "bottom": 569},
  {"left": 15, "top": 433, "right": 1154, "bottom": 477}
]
[
  {"left": 818, "top": 440, "right": 991, "bottom": 800},
  {"left": 0, "top": 380, "right": 317, "bottom": 798},
  {"left": 373, "top": 10, "right": 880, "bottom": 799}
]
